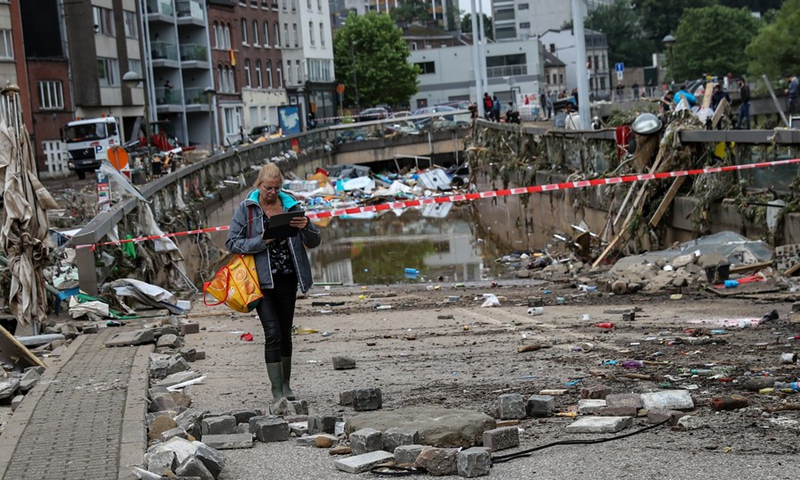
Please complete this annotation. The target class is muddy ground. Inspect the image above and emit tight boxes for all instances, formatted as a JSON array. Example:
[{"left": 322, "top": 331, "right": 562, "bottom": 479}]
[{"left": 178, "top": 279, "right": 800, "bottom": 479}]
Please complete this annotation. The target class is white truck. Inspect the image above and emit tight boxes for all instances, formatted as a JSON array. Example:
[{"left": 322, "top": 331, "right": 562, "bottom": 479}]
[{"left": 63, "top": 117, "right": 121, "bottom": 179}]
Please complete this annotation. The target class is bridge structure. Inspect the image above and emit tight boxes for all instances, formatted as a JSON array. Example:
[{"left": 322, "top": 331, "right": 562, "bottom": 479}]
[{"left": 69, "top": 105, "right": 800, "bottom": 295}]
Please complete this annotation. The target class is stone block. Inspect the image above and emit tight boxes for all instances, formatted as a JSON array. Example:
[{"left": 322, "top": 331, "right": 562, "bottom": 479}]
[
  {"left": 157, "top": 334, "right": 182, "bottom": 348},
  {"left": 307, "top": 415, "right": 340, "bottom": 435},
  {"left": 150, "top": 437, "right": 198, "bottom": 464},
  {"left": 181, "top": 322, "right": 200, "bottom": 335},
  {"left": 394, "top": 445, "right": 425, "bottom": 465},
  {"left": 332, "top": 355, "right": 356, "bottom": 370},
  {"left": 457, "top": 447, "right": 492, "bottom": 478},
  {"left": 340, "top": 389, "right": 355, "bottom": 406},
  {"left": 289, "top": 421, "right": 308, "bottom": 437},
  {"left": 201, "top": 433, "right": 254, "bottom": 449},
  {"left": 581, "top": 384, "right": 611, "bottom": 399},
  {"left": 414, "top": 447, "right": 459, "bottom": 476},
  {"left": 231, "top": 409, "right": 259, "bottom": 425},
  {"left": 296, "top": 433, "right": 337, "bottom": 447},
  {"left": 82, "top": 324, "right": 99, "bottom": 334},
  {"left": 334, "top": 451, "right": 394, "bottom": 474},
  {"left": 253, "top": 418, "right": 289, "bottom": 442},
  {"left": 350, "top": 427, "right": 383, "bottom": 455},
  {"left": 150, "top": 393, "right": 179, "bottom": 413},
  {"left": 59, "top": 323, "right": 80, "bottom": 339},
  {"left": 153, "top": 326, "right": 180, "bottom": 337},
  {"left": 195, "top": 351, "right": 206, "bottom": 360},
  {"left": 195, "top": 443, "right": 225, "bottom": 479},
  {"left": 578, "top": 399, "right": 607, "bottom": 414},
  {"left": 565, "top": 416, "right": 633, "bottom": 433},
  {"left": 383, "top": 427, "right": 420, "bottom": 453},
  {"left": 175, "top": 455, "right": 214, "bottom": 480},
  {"left": 161, "top": 427, "right": 188, "bottom": 443},
  {"left": 11, "top": 395, "right": 24, "bottom": 412},
  {"left": 596, "top": 406, "right": 637, "bottom": 417},
  {"left": 647, "top": 409, "right": 687, "bottom": 426},
  {"left": 146, "top": 450, "right": 176, "bottom": 476},
  {"left": 149, "top": 416, "right": 178, "bottom": 442},
  {"left": 526, "top": 395, "right": 554, "bottom": 417},
  {"left": 202, "top": 415, "right": 237, "bottom": 436},
  {"left": 0, "top": 379, "right": 19, "bottom": 400},
  {"left": 179, "top": 348, "right": 197, "bottom": 362},
  {"left": 166, "top": 356, "right": 191, "bottom": 376},
  {"left": 482, "top": 426, "right": 519, "bottom": 452},
  {"left": 290, "top": 399, "right": 308, "bottom": 415},
  {"left": 677, "top": 415, "right": 703, "bottom": 430},
  {"left": 539, "top": 389, "right": 568, "bottom": 396},
  {"left": 354, "top": 387, "right": 382, "bottom": 411},
  {"left": 640, "top": 390, "right": 694, "bottom": 411},
  {"left": 105, "top": 329, "right": 155, "bottom": 347},
  {"left": 494, "top": 393, "right": 526, "bottom": 420},
  {"left": 605, "top": 394, "right": 643, "bottom": 409},
  {"left": 18, "top": 369, "right": 40, "bottom": 391}
]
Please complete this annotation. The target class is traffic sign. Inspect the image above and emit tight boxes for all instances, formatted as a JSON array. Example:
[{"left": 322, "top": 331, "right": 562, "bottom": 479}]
[
  {"left": 615, "top": 62, "right": 624, "bottom": 73},
  {"left": 616, "top": 71, "right": 624, "bottom": 81}
]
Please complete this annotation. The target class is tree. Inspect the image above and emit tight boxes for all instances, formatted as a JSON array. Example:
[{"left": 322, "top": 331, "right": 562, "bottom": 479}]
[
  {"left": 460, "top": 13, "right": 493, "bottom": 41},
  {"left": 671, "top": 5, "right": 760, "bottom": 80},
  {"left": 719, "top": 0, "right": 784, "bottom": 10},
  {"left": 747, "top": 0, "right": 800, "bottom": 79},
  {"left": 632, "top": 0, "right": 717, "bottom": 45},
  {"left": 333, "top": 13, "right": 419, "bottom": 108},
  {"left": 585, "top": 0, "right": 655, "bottom": 67},
  {"left": 390, "top": 0, "right": 431, "bottom": 24}
]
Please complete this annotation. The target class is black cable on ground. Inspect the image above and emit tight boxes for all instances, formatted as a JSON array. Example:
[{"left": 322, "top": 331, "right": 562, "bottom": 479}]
[{"left": 491, "top": 418, "right": 670, "bottom": 463}]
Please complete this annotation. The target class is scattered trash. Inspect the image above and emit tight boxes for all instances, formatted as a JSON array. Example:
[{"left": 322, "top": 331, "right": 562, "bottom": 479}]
[
  {"left": 404, "top": 268, "right": 420, "bottom": 279},
  {"left": 240, "top": 332, "right": 253, "bottom": 341},
  {"left": 481, "top": 293, "right": 501, "bottom": 308},
  {"left": 780, "top": 353, "right": 798, "bottom": 364},
  {"left": 527, "top": 307, "right": 543, "bottom": 316},
  {"left": 594, "top": 323, "right": 614, "bottom": 329}
]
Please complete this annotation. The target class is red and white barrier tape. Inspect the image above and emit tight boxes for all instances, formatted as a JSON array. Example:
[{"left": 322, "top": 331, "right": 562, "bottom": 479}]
[{"left": 76, "top": 157, "right": 800, "bottom": 249}]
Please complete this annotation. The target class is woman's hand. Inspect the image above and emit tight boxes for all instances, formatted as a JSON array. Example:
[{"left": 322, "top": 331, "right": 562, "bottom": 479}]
[{"left": 289, "top": 215, "right": 309, "bottom": 229}]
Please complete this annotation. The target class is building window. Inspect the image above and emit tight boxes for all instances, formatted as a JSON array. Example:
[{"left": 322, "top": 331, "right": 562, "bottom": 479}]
[
  {"left": 228, "top": 68, "right": 236, "bottom": 92},
  {"left": 128, "top": 59, "right": 142, "bottom": 76},
  {"left": 411, "top": 42, "right": 417, "bottom": 51},
  {"left": 283, "top": 23, "right": 289, "bottom": 48},
  {"left": 276, "top": 62, "right": 283, "bottom": 87},
  {"left": 215, "top": 23, "right": 231, "bottom": 49},
  {"left": 123, "top": 10, "right": 138, "bottom": 39},
  {"left": 97, "top": 58, "right": 120, "bottom": 86},
  {"left": 519, "top": 22, "right": 530, "bottom": 28},
  {"left": 282, "top": 0, "right": 286, "bottom": 10},
  {"left": 319, "top": 23, "right": 325, "bottom": 46},
  {"left": 292, "top": 23, "right": 298, "bottom": 47},
  {"left": 307, "top": 0, "right": 311, "bottom": 9},
  {"left": 218, "top": 66, "right": 225, "bottom": 92},
  {"left": 291, "top": 0, "right": 296, "bottom": 11},
  {"left": 241, "top": 19, "right": 248, "bottom": 45},
  {"left": 225, "top": 24, "right": 231, "bottom": 49},
  {"left": 266, "top": 60, "right": 273, "bottom": 88},
  {"left": 255, "top": 60, "right": 262, "bottom": 87},
  {"left": 222, "top": 106, "right": 243, "bottom": 138},
  {"left": 263, "top": 21, "right": 270, "bottom": 47},
  {"left": 275, "top": 24, "right": 281, "bottom": 48},
  {"left": 518, "top": 3, "right": 529, "bottom": 9},
  {"left": 93, "top": 6, "right": 115, "bottom": 37},
  {"left": 0, "top": 30, "right": 13, "bottom": 59},
  {"left": 309, "top": 21, "right": 314, "bottom": 46},
  {"left": 38, "top": 81, "right": 64, "bottom": 110},
  {"left": 317, "top": 0, "right": 322, "bottom": 9},
  {"left": 252, "top": 21, "right": 259, "bottom": 46},
  {"left": 296, "top": 59, "right": 301, "bottom": 83},
  {"left": 244, "top": 59, "right": 251, "bottom": 87},
  {"left": 559, "top": 73, "right": 564, "bottom": 84},
  {"left": 286, "top": 60, "right": 293, "bottom": 84},
  {"left": 415, "top": 61, "right": 435, "bottom": 74}
]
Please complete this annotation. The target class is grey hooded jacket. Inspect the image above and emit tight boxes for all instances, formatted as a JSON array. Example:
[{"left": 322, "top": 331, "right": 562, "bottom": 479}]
[{"left": 225, "top": 189, "right": 321, "bottom": 293}]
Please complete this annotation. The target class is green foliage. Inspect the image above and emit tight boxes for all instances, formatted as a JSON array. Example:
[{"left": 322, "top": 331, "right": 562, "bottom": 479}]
[
  {"left": 390, "top": 0, "right": 431, "bottom": 24},
  {"left": 672, "top": 5, "right": 760, "bottom": 79},
  {"left": 632, "top": 0, "right": 717, "bottom": 43},
  {"left": 585, "top": 0, "right": 656, "bottom": 67},
  {"left": 719, "top": 0, "right": 784, "bottom": 10},
  {"left": 333, "top": 13, "right": 419, "bottom": 108},
  {"left": 747, "top": 0, "right": 800, "bottom": 78},
  {"left": 460, "top": 13, "right": 493, "bottom": 40}
]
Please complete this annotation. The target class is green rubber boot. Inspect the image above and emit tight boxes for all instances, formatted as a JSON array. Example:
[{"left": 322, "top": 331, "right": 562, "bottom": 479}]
[
  {"left": 266, "top": 362, "right": 285, "bottom": 403},
  {"left": 281, "top": 357, "right": 296, "bottom": 400}
]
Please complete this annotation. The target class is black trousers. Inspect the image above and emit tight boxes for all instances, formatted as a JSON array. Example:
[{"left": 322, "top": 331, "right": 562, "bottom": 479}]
[{"left": 256, "top": 273, "right": 297, "bottom": 364}]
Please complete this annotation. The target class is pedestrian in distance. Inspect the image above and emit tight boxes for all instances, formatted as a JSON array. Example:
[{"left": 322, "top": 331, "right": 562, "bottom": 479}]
[
  {"left": 738, "top": 78, "right": 751, "bottom": 129},
  {"left": 482, "top": 93, "right": 493, "bottom": 121},
  {"left": 786, "top": 74, "right": 799, "bottom": 116},
  {"left": 659, "top": 90, "right": 674, "bottom": 114},
  {"left": 491, "top": 94, "right": 501, "bottom": 122},
  {"left": 225, "top": 163, "right": 321, "bottom": 409},
  {"left": 164, "top": 80, "right": 173, "bottom": 104},
  {"left": 546, "top": 93, "right": 554, "bottom": 120}
]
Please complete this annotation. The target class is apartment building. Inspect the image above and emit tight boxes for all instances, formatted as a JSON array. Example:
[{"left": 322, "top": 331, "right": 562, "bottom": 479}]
[
  {"left": 540, "top": 28, "right": 610, "bottom": 95},
  {"left": 492, "top": 0, "right": 614, "bottom": 39}
]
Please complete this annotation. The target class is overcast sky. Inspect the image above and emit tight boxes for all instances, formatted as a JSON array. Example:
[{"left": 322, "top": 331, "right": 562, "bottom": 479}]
[{"left": 457, "top": 0, "right": 492, "bottom": 16}]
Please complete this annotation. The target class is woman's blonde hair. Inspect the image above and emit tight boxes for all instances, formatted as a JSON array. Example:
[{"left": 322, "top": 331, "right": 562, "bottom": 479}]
[{"left": 255, "top": 162, "right": 282, "bottom": 188}]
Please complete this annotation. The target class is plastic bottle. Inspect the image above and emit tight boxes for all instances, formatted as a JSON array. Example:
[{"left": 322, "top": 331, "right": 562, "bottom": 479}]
[
  {"left": 622, "top": 360, "right": 644, "bottom": 369},
  {"left": 690, "top": 369, "right": 714, "bottom": 376}
]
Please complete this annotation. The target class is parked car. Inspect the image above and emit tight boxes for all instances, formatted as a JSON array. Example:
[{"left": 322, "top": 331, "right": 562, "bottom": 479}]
[
  {"left": 435, "top": 100, "right": 471, "bottom": 110},
  {"left": 390, "top": 111, "right": 412, "bottom": 119},
  {"left": 358, "top": 107, "right": 390, "bottom": 122},
  {"left": 411, "top": 105, "right": 458, "bottom": 116}
]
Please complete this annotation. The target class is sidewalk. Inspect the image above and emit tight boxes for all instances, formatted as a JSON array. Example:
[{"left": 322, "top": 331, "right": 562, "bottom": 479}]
[{"left": 0, "top": 329, "right": 152, "bottom": 480}]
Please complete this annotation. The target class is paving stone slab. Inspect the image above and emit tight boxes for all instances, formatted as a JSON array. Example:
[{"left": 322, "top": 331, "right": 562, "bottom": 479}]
[
  {"left": 578, "top": 399, "right": 608, "bottom": 414},
  {"left": 334, "top": 450, "right": 394, "bottom": 474},
  {"left": 565, "top": 416, "right": 633, "bottom": 433},
  {"left": 201, "top": 433, "right": 254, "bottom": 449},
  {"left": 640, "top": 390, "right": 694, "bottom": 411},
  {"left": 482, "top": 426, "right": 519, "bottom": 452}
]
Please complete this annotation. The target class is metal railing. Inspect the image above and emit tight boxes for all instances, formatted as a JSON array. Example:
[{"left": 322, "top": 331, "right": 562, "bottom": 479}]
[
  {"left": 155, "top": 86, "right": 182, "bottom": 105},
  {"left": 176, "top": 0, "right": 204, "bottom": 21},
  {"left": 151, "top": 42, "right": 179, "bottom": 62},
  {"left": 147, "top": 0, "right": 173, "bottom": 16},
  {"left": 486, "top": 65, "right": 528, "bottom": 79},
  {"left": 180, "top": 44, "right": 208, "bottom": 62}
]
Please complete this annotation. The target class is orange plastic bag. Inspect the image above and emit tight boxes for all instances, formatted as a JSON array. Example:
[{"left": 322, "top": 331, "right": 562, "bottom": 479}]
[{"left": 203, "top": 254, "right": 262, "bottom": 313}]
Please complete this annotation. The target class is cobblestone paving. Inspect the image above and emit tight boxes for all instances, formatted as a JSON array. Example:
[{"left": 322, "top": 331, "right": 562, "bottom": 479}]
[{"left": 3, "top": 332, "right": 137, "bottom": 480}]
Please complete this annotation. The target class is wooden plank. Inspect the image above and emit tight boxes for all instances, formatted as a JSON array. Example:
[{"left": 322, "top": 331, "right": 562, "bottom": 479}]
[
  {"left": 0, "top": 324, "right": 47, "bottom": 370},
  {"left": 784, "top": 259, "right": 800, "bottom": 277},
  {"left": 649, "top": 177, "right": 686, "bottom": 227},
  {"left": 729, "top": 261, "right": 773, "bottom": 275},
  {"left": 701, "top": 81, "right": 715, "bottom": 109}
]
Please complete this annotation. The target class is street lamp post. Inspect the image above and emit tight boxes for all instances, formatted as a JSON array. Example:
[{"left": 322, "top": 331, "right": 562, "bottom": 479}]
[
  {"left": 662, "top": 34, "right": 676, "bottom": 86},
  {"left": 204, "top": 87, "right": 216, "bottom": 155},
  {"left": 123, "top": 71, "right": 151, "bottom": 154}
]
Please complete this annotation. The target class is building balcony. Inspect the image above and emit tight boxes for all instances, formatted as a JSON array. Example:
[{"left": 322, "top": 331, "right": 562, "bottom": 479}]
[
  {"left": 147, "top": 0, "right": 174, "bottom": 21},
  {"left": 151, "top": 41, "right": 179, "bottom": 61},
  {"left": 494, "top": 12, "right": 515, "bottom": 22},
  {"left": 486, "top": 64, "right": 528, "bottom": 78},
  {"left": 176, "top": 0, "right": 205, "bottom": 26},
  {"left": 183, "top": 87, "right": 215, "bottom": 112},
  {"left": 155, "top": 87, "right": 183, "bottom": 113},
  {"left": 180, "top": 44, "right": 208, "bottom": 63}
]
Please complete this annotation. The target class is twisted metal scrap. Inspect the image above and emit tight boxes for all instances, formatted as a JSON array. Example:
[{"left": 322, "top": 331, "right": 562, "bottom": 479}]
[{"left": 0, "top": 86, "right": 59, "bottom": 330}]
